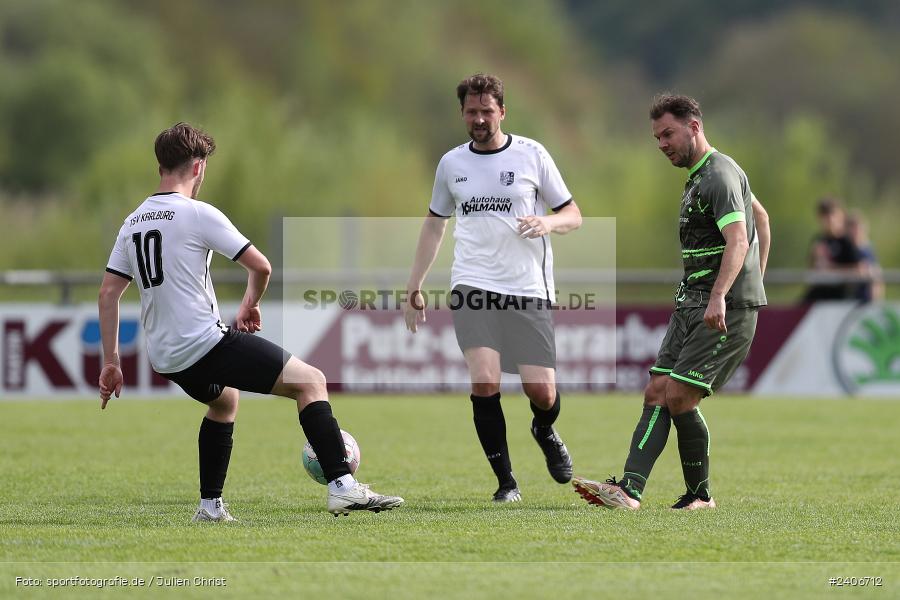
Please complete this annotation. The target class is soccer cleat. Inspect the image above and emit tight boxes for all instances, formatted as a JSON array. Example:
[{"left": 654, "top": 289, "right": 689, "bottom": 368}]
[
  {"left": 572, "top": 476, "right": 641, "bottom": 510},
  {"left": 671, "top": 492, "right": 717, "bottom": 510},
  {"left": 492, "top": 485, "right": 522, "bottom": 503},
  {"left": 327, "top": 482, "right": 404, "bottom": 516},
  {"left": 191, "top": 501, "right": 236, "bottom": 523},
  {"left": 531, "top": 424, "right": 573, "bottom": 483}
]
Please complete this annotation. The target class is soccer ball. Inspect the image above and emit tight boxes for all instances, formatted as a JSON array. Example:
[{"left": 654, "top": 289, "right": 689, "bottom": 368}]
[{"left": 302, "top": 430, "right": 361, "bottom": 485}]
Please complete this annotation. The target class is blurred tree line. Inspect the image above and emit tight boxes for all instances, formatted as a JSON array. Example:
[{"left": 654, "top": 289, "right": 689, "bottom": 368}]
[{"left": 1, "top": 0, "right": 897, "bottom": 286}]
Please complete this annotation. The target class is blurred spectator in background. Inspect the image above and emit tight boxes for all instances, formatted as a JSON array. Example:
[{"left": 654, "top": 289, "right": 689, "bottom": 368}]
[
  {"left": 846, "top": 211, "right": 884, "bottom": 302},
  {"left": 802, "top": 197, "right": 863, "bottom": 302}
]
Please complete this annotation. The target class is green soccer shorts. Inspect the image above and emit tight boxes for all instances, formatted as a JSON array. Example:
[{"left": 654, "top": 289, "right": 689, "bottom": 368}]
[{"left": 649, "top": 306, "right": 759, "bottom": 396}]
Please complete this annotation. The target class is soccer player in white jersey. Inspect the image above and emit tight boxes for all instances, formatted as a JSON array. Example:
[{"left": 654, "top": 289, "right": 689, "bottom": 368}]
[
  {"left": 98, "top": 123, "right": 402, "bottom": 520},
  {"left": 405, "top": 74, "right": 583, "bottom": 502}
]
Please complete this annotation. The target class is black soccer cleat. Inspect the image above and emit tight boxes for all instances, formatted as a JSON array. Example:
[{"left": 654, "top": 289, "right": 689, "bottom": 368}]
[
  {"left": 531, "top": 423, "right": 573, "bottom": 483},
  {"left": 492, "top": 483, "right": 522, "bottom": 503},
  {"left": 671, "top": 491, "right": 716, "bottom": 510}
]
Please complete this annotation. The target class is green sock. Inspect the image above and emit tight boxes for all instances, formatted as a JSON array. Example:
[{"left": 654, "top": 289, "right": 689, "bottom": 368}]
[
  {"left": 620, "top": 405, "right": 671, "bottom": 500},
  {"left": 672, "top": 408, "right": 711, "bottom": 499}
]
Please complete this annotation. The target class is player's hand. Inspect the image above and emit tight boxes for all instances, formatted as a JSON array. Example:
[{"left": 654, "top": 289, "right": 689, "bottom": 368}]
[
  {"left": 516, "top": 215, "right": 550, "bottom": 238},
  {"left": 99, "top": 364, "right": 123, "bottom": 409},
  {"left": 236, "top": 303, "right": 262, "bottom": 333},
  {"left": 404, "top": 290, "right": 426, "bottom": 333},
  {"left": 704, "top": 293, "right": 727, "bottom": 332}
]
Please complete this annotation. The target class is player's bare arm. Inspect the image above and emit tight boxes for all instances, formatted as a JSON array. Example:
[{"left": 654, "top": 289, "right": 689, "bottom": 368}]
[
  {"left": 752, "top": 196, "right": 770, "bottom": 278},
  {"left": 405, "top": 212, "right": 449, "bottom": 333},
  {"left": 705, "top": 221, "right": 749, "bottom": 332},
  {"left": 235, "top": 245, "right": 271, "bottom": 333},
  {"left": 97, "top": 272, "right": 131, "bottom": 408},
  {"left": 516, "top": 201, "right": 582, "bottom": 238}
]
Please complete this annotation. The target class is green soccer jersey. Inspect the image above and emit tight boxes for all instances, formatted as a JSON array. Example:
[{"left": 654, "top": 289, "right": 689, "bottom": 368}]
[{"left": 677, "top": 149, "right": 767, "bottom": 308}]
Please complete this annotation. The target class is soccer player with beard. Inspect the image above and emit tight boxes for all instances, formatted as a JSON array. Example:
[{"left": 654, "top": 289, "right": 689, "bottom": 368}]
[
  {"left": 98, "top": 122, "right": 403, "bottom": 520},
  {"left": 573, "top": 94, "right": 770, "bottom": 510},
  {"left": 405, "top": 74, "right": 582, "bottom": 502}
]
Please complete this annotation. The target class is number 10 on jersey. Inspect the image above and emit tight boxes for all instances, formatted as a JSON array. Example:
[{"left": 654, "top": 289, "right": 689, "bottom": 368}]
[{"left": 132, "top": 230, "right": 164, "bottom": 289}]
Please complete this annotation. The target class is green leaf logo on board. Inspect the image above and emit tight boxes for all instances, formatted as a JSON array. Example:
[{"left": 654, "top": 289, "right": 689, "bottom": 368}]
[{"left": 834, "top": 304, "right": 900, "bottom": 395}]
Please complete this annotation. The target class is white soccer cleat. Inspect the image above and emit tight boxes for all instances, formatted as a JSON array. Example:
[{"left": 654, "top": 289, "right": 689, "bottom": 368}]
[
  {"left": 572, "top": 476, "right": 641, "bottom": 510},
  {"left": 327, "top": 482, "right": 404, "bottom": 516},
  {"left": 191, "top": 500, "right": 236, "bottom": 523}
]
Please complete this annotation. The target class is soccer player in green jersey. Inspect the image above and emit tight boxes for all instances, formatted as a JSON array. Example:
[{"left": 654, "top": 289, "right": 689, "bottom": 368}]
[{"left": 573, "top": 94, "right": 770, "bottom": 510}]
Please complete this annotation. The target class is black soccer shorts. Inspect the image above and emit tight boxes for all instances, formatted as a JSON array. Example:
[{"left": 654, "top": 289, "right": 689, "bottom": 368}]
[{"left": 160, "top": 329, "right": 291, "bottom": 403}]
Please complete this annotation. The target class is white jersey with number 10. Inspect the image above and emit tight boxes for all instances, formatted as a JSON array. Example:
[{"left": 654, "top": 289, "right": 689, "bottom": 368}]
[{"left": 105, "top": 192, "right": 250, "bottom": 373}]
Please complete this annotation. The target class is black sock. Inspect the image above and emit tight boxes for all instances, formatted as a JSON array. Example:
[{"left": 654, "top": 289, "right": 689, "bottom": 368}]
[
  {"left": 298, "top": 401, "right": 352, "bottom": 483},
  {"left": 620, "top": 405, "right": 671, "bottom": 500},
  {"left": 198, "top": 417, "right": 234, "bottom": 499},
  {"left": 672, "top": 408, "right": 711, "bottom": 499},
  {"left": 471, "top": 393, "right": 515, "bottom": 488},
  {"left": 530, "top": 391, "right": 561, "bottom": 429}
]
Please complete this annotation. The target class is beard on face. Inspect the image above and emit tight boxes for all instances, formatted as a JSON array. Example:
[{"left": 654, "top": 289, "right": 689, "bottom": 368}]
[
  {"left": 673, "top": 138, "right": 696, "bottom": 168},
  {"left": 468, "top": 124, "right": 493, "bottom": 143}
]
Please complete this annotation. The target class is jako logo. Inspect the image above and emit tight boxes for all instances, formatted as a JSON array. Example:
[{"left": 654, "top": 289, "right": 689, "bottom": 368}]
[{"left": 455, "top": 176, "right": 467, "bottom": 183}]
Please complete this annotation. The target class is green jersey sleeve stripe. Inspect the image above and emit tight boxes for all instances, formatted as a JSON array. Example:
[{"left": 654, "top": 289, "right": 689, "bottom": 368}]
[
  {"left": 682, "top": 245, "right": 726, "bottom": 254},
  {"left": 670, "top": 372, "right": 713, "bottom": 392},
  {"left": 716, "top": 211, "right": 745, "bottom": 230},
  {"left": 682, "top": 249, "right": 725, "bottom": 258},
  {"left": 649, "top": 366, "right": 672, "bottom": 374}
]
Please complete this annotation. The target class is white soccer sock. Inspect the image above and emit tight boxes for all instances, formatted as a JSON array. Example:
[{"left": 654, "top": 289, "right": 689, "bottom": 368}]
[
  {"left": 327, "top": 474, "right": 356, "bottom": 494},
  {"left": 200, "top": 497, "right": 223, "bottom": 514}
]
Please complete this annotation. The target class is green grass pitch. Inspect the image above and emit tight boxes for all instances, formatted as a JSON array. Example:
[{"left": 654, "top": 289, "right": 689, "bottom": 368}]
[{"left": 1, "top": 394, "right": 898, "bottom": 598}]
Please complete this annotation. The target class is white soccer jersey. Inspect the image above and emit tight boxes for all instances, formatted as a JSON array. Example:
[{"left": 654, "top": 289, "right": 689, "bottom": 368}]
[
  {"left": 429, "top": 134, "right": 572, "bottom": 299},
  {"left": 105, "top": 192, "right": 250, "bottom": 373}
]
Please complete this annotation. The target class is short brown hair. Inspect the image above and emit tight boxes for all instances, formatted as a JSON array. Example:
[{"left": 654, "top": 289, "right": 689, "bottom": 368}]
[
  {"left": 649, "top": 94, "right": 703, "bottom": 122},
  {"left": 456, "top": 73, "right": 504, "bottom": 108},
  {"left": 817, "top": 197, "right": 843, "bottom": 216},
  {"left": 154, "top": 122, "right": 216, "bottom": 171}
]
